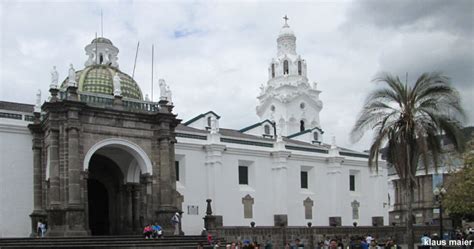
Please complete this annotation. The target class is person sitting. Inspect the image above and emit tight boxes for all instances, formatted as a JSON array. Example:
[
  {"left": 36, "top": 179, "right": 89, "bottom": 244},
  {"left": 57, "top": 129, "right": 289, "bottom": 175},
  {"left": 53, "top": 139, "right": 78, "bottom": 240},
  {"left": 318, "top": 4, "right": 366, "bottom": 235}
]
[
  {"left": 143, "top": 224, "right": 153, "bottom": 239},
  {"left": 152, "top": 222, "right": 163, "bottom": 238}
]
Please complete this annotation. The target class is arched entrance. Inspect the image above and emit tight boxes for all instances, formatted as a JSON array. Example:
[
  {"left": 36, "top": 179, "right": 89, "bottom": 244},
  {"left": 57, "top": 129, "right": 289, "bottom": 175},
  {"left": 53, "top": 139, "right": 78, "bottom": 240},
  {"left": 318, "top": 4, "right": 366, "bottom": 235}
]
[
  {"left": 87, "top": 154, "right": 122, "bottom": 235},
  {"left": 84, "top": 139, "right": 153, "bottom": 235}
]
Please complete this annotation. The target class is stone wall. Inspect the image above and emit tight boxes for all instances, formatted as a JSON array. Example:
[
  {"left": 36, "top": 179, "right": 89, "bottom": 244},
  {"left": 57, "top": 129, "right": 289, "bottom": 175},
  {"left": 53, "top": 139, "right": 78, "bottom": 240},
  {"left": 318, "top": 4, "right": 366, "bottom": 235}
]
[{"left": 209, "top": 225, "right": 438, "bottom": 248}]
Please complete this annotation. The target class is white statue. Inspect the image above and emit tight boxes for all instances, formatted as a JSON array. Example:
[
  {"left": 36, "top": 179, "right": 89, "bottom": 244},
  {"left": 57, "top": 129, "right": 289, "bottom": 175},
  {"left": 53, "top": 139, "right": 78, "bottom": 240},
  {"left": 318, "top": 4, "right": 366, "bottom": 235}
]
[
  {"left": 145, "top": 94, "right": 150, "bottom": 101},
  {"left": 50, "top": 66, "right": 58, "bottom": 89},
  {"left": 159, "top": 79, "right": 167, "bottom": 100},
  {"left": 312, "top": 82, "right": 318, "bottom": 90},
  {"left": 166, "top": 85, "right": 172, "bottom": 103},
  {"left": 68, "top": 64, "right": 77, "bottom": 87},
  {"left": 113, "top": 72, "right": 121, "bottom": 96},
  {"left": 210, "top": 116, "right": 219, "bottom": 134},
  {"left": 34, "top": 89, "right": 41, "bottom": 113}
]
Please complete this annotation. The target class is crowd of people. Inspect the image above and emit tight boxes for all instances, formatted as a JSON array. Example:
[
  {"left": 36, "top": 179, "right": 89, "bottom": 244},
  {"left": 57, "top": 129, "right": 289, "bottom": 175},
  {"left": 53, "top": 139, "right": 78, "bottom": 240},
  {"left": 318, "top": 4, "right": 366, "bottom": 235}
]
[{"left": 195, "top": 234, "right": 403, "bottom": 249}]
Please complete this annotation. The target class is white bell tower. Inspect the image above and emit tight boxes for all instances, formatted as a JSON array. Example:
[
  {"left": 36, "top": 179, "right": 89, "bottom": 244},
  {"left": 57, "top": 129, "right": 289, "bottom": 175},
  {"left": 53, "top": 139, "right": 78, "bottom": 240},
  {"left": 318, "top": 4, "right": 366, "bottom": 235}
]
[{"left": 256, "top": 16, "right": 323, "bottom": 137}]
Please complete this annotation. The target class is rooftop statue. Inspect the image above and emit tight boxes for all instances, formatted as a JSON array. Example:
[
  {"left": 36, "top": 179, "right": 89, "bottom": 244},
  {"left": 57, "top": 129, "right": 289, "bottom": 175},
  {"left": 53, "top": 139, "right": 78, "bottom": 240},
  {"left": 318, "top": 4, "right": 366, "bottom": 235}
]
[{"left": 50, "top": 66, "right": 58, "bottom": 89}]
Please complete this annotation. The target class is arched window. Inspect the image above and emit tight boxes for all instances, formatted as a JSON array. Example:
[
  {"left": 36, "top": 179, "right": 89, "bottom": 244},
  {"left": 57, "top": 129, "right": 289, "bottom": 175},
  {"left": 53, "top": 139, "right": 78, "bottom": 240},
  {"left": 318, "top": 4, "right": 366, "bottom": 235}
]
[
  {"left": 99, "top": 54, "right": 104, "bottom": 64},
  {"left": 313, "top": 132, "right": 318, "bottom": 141},
  {"left": 271, "top": 64, "right": 275, "bottom": 78},
  {"left": 264, "top": 125, "right": 270, "bottom": 135},
  {"left": 207, "top": 116, "right": 212, "bottom": 127},
  {"left": 283, "top": 60, "right": 289, "bottom": 75},
  {"left": 298, "top": 61, "right": 302, "bottom": 75},
  {"left": 300, "top": 120, "right": 305, "bottom": 132}
]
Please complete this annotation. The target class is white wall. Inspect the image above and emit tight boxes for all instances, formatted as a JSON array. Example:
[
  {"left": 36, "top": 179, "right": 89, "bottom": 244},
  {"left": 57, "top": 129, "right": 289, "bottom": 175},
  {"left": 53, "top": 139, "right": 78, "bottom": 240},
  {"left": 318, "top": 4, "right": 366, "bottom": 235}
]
[
  {"left": 175, "top": 134, "right": 389, "bottom": 235},
  {"left": 0, "top": 120, "right": 34, "bottom": 237}
]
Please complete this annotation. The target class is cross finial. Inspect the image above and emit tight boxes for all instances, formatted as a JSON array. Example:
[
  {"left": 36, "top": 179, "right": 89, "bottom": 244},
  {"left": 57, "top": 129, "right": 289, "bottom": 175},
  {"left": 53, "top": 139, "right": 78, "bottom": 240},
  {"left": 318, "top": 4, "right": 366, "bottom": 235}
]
[{"left": 283, "top": 15, "right": 289, "bottom": 25}]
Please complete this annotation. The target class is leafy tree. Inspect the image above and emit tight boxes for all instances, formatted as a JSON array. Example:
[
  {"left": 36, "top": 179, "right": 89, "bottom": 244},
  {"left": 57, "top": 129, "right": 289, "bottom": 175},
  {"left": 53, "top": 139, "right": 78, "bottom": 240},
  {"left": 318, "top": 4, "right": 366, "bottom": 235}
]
[
  {"left": 351, "top": 72, "right": 465, "bottom": 249},
  {"left": 443, "top": 136, "right": 474, "bottom": 219}
]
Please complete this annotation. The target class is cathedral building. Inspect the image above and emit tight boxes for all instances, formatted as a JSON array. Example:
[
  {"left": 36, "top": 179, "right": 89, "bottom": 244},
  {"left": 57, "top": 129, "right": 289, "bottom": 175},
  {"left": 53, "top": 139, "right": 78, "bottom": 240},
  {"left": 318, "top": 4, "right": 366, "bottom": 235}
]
[{"left": 0, "top": 20, "right": 389, "bottom": 237}]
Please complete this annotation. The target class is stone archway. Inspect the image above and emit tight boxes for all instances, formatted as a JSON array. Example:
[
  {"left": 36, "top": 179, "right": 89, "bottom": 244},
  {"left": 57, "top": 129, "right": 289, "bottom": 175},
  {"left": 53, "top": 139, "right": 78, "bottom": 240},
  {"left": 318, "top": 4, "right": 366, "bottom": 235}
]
[
  {"left": 83, "top": 139, "right": 153, "bottom": 235},
  {"left": 29, "top": 96, "right": 180, "bottom": 237}
]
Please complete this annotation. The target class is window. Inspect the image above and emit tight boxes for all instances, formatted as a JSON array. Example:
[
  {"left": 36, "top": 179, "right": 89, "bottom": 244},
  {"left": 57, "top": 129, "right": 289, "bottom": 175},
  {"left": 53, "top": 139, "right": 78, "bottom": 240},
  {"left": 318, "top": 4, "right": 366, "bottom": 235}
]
[
  {"left": 300, "top": 120, "right": 305, "bottom": 132},
  {"left": 300, "top": 102, "right": 305, "bottom": 109},
  {"left": 313, "top": 132, "right": 319, "bottom": 141},
  {"left": 239, "top": 166, "right": 248, "bottom": 185},
  {"left": 298, "top": 61, "right": 302, "bottom": 75},
  {"left": 301, "top": 171, "right": 308, "bottom": 189},
  {"left": 264, "top": 124, "right": 270, "bottom": 135},
  {"left": 207, "top": 116, "right": 212, "bottom": 127},
  {"left": 271, "top": 63, "right": 275, "bottom": 78},
  {"left": 99, "top": 53, "right": 104, "bottom": 64},
  {"left": 270, "top": 105, "right": 276, "bottom": 112},
  {"left": 349, "top": 174, "right": 355, "bottom": 191},
  {"left": 283, "top": 60, "right": 289, "bottom": 74},
  {"left": 175, "top": 161, "right": 180, "bottom": 181}
]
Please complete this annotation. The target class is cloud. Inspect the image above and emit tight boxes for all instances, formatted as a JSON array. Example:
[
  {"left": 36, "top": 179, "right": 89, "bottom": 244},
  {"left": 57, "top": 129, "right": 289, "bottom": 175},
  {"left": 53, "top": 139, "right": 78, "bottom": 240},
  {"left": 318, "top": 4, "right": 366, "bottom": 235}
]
[
  {"left": 0, "top": 0, "right": 472, "bottom": 152},
  {"left": 347, "top": 0, "right": 474, "bottom": 36}
]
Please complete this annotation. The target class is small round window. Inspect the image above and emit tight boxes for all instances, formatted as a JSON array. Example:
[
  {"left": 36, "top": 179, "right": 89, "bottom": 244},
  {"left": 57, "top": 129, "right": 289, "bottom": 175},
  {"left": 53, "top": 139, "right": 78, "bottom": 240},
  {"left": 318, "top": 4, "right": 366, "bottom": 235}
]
[
  {"left": 270, "top": 105, "right": 276, "bottom": 112},
  {"left": 300, "top": 102, "right": 305, "bottom": 109}
]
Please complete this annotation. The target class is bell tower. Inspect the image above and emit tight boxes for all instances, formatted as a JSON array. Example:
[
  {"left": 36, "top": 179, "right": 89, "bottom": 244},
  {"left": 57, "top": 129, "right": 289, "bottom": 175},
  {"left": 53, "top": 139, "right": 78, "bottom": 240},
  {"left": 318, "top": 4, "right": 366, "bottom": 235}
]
[{"left": 256, "top": 17, "right": 323, "bottom": 137}]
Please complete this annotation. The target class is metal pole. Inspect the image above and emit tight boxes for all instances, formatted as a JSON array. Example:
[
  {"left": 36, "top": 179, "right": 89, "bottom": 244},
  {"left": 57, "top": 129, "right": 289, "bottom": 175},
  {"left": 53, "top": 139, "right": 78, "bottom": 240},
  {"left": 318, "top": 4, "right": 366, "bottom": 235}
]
[
  {"left": 151, "top": 44, "right": 154, "bottom": 101},
  {"left": 440, "top": 199, "right": 443, "bottom": 241}
]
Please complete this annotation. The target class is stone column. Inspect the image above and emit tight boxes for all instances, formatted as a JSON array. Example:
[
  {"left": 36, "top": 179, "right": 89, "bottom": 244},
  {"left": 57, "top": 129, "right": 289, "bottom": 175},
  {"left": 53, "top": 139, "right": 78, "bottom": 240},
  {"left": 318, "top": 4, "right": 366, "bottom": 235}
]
[
  {"left": 67, "top": 127, "right": 80, "bottom": 205},
  {"left": 49, "top": 130, "right": 61, "bottom": 207},
  {"left": 125, "top": 184, "right": 133, "bottom": 234},
  {"left": 272, "top": 150, "right": 291, "bottom": 226},
  {"left": 131, "top": 184, "right": 140, "bottom": 232},
  {"left": 29, "top": 125, "right": 47, "bottom": 237},
  {"left": 154, "top": 121, "right": 180, "bottom": 235},
  {"left": 326, "top": 156, "right": 343, "bottom": 223},
  {"left": 204, "top": 144, "right": 225, "bottom": 213},
  {"left": 159, "top": 137, "right": 174, "bottom": 207},
  {"left": 32, "top": 134, "right": 43, "bottom": 211}
]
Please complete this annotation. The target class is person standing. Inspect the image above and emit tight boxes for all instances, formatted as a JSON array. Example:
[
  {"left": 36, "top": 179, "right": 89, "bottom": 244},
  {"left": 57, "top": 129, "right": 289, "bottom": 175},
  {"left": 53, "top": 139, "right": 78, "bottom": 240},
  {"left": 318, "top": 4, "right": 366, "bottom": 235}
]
[{"left": 171, "top": 212, "right": 180, "bottom": 235}]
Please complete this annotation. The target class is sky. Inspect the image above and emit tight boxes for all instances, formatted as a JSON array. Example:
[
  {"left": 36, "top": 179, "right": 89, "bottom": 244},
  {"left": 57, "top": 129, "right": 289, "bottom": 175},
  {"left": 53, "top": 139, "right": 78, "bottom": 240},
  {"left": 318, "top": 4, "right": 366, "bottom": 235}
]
[{"left": 0, "top": 0, "right": 473, "bottom": 151}]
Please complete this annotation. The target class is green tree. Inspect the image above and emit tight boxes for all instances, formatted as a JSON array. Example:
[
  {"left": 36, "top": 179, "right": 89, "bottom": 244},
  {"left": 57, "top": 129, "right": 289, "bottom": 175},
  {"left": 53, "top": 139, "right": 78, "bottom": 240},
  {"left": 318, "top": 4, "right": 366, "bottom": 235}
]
[
  {"left": 443, "top": 137, "right": 474, "bottom": 219},
  {"left": 351, "top": 72, "right": 465, "bottom": 249}
]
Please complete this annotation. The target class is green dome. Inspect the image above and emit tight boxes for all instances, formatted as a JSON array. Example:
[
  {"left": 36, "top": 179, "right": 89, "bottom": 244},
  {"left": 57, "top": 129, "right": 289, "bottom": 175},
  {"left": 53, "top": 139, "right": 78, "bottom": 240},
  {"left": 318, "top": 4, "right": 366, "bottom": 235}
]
[{"left": 61, "top": 65, "right": 143, "bottom": 100}]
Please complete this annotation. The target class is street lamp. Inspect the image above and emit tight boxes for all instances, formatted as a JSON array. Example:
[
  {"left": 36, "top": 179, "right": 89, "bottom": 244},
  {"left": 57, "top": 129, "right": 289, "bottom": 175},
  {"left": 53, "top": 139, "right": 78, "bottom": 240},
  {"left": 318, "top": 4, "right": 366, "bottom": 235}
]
[{"left": 433, "top": 186, "right": 447, "bottom": 240}]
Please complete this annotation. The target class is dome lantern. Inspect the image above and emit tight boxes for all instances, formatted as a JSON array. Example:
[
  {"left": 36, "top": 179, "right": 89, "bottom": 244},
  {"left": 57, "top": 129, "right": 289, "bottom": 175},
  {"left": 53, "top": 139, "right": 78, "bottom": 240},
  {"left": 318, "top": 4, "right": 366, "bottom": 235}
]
[{"left": 84, "top": 37, "right": 119, "bottom": 68}]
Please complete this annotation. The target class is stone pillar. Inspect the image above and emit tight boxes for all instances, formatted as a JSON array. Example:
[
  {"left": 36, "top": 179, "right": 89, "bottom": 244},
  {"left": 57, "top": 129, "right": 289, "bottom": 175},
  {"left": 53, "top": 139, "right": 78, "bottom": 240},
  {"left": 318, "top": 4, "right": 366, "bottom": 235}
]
[
  {"left": 67, "top": 85, "right": 78, "bottom": 101},
  {"left": 272, "top": 151, "right": 290, "bottom": 226},
  {"left": 67, "top": 127, "right": 80, "bottom": 205},
  {"left": 49, "top": 130, "right": 61, "bottom": 207},
  {"left": 131, "top": 184, "right": 140, "bottom": 232},
  {"left": 113, "top": 95, "right": 123, "bottom": 110},
  {"left": 159, "top": 137, "right": 174, "bottom": 207},
  {"left": 155, "top": 132, "right": 179, "bottom": 234},
  {"left": 30, "top": 129, "right": 47, "bottom": 237},
  {"left": 80, "top": 170, "right": 91, "bottom": 235},
  {"left": 204, "top": 144, "right": 225, "bottom": 213},
  {"left": 326, "top": 156, "right": 343, "bottom": 222},
  {"left": 124, "top": 184, "right": 133, "bottom": 234}
]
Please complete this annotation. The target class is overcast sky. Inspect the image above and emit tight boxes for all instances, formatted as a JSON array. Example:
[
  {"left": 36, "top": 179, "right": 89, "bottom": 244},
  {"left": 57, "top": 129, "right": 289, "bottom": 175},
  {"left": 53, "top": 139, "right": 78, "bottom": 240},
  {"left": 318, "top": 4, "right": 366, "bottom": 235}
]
[{"left": 1, "top": 0, "right": 473, "bottom": 151}]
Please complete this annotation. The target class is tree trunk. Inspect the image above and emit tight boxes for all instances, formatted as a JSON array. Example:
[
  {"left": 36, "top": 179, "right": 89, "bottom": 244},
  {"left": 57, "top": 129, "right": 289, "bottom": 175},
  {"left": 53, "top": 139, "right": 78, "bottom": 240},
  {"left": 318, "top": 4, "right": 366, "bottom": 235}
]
[{"left": 406, "top": 179, "right": 414, "bottom": 249}]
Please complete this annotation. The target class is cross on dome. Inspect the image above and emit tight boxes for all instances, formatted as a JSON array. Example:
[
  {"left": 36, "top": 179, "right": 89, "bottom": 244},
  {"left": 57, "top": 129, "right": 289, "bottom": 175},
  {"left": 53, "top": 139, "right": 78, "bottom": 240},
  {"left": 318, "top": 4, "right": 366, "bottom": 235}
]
[{"left": 283, "top": 15, "right": 289, "bottom": 26}]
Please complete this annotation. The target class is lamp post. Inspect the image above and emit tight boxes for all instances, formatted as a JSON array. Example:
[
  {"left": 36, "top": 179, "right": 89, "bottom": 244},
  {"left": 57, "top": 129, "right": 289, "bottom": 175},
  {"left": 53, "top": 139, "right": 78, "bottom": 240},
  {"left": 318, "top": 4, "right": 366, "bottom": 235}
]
[{"left": 433, "top": 186, "right": 447, "bottom": 240}]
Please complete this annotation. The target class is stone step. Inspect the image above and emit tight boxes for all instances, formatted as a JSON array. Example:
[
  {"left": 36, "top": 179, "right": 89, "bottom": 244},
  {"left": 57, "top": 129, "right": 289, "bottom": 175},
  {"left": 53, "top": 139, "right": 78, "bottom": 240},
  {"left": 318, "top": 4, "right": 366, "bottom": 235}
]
[{"left": 0, "top": 235, "right": 221, "bottom": 249}]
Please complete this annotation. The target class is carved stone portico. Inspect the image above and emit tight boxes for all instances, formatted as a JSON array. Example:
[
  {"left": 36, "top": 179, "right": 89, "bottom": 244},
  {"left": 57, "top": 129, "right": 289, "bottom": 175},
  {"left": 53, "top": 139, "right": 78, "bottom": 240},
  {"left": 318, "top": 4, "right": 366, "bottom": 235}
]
[{"left": 28, "top": 92, "right": 181, "bottom": 236}]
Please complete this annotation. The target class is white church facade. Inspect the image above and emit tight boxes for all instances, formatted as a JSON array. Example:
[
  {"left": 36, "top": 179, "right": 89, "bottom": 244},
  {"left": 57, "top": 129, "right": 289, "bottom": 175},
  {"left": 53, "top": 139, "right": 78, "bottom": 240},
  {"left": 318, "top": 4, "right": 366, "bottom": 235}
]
[{"left": 0, "top": 20, "right": 389, "bottom": 237}]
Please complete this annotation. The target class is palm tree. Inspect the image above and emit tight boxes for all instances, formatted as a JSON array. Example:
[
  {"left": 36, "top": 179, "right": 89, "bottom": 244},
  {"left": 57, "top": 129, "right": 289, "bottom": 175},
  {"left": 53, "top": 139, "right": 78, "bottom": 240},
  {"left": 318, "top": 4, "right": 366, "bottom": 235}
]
[{"left": 351, "top": 72, "right": 465, "bottom": 249}]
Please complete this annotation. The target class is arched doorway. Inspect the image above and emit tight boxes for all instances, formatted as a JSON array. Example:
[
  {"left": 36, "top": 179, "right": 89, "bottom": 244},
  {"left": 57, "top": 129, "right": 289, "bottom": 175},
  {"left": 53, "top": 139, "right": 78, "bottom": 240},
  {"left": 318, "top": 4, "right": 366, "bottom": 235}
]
[
  {"left": 84, "top": 139, "right": 153, "bottom": 235},
  {"left": 87, "top": 179, "right": 109, "bottom": 235},
  {"left": 87, "top": 154, "right": 123, "bottom": 235}
]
